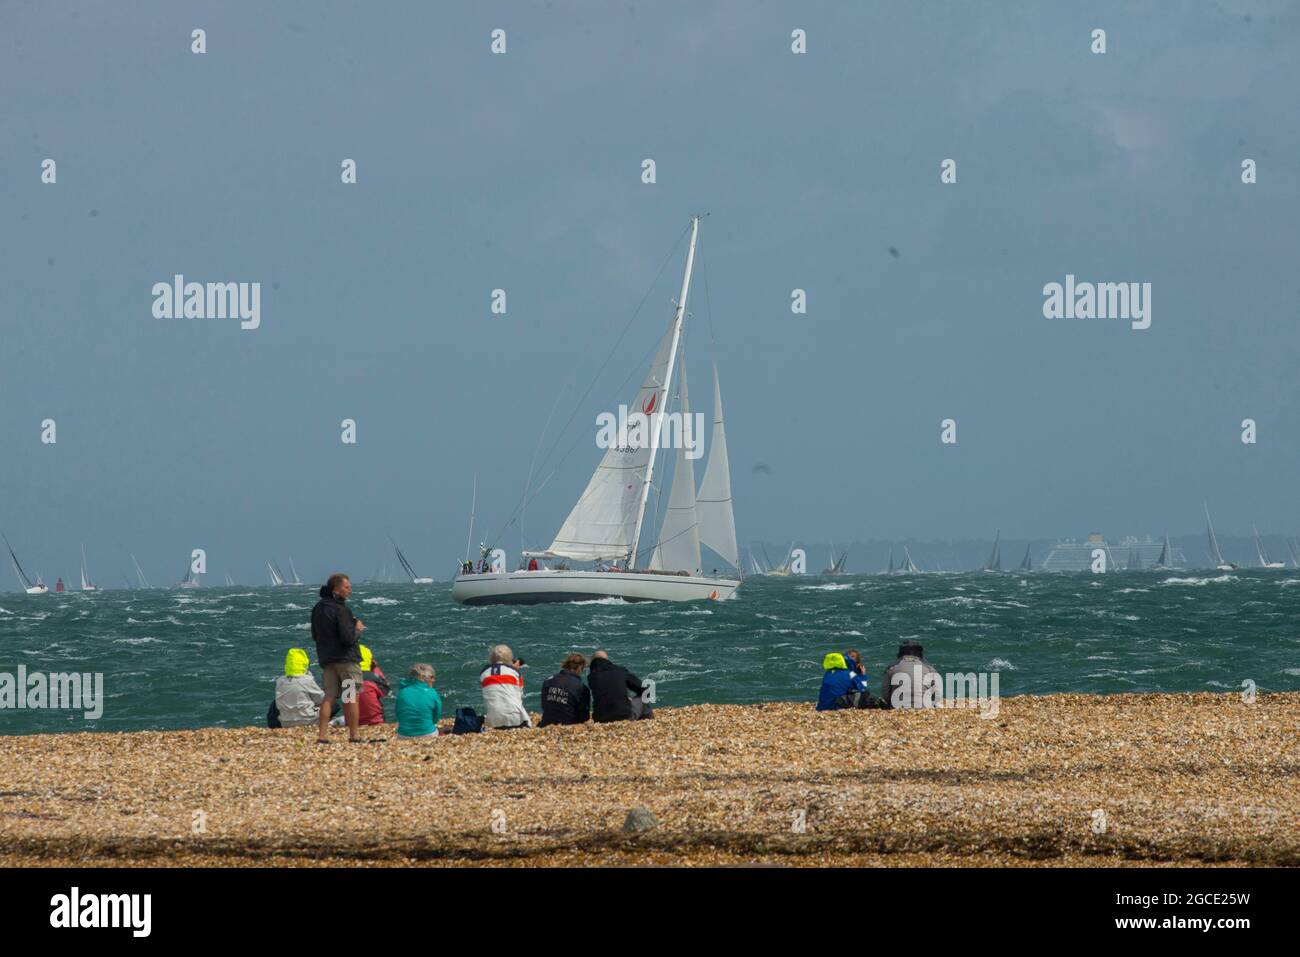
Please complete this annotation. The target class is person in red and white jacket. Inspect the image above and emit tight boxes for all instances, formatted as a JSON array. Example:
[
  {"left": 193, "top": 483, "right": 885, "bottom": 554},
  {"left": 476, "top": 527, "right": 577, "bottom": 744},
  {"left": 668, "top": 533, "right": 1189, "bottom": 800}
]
[{"left": 480, "top": 644, "right": 531, "bottom": 729}]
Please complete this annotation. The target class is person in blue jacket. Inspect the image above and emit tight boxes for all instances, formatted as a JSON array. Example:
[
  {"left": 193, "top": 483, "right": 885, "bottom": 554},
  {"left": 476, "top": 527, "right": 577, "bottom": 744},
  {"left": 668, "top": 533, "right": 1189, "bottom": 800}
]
[
  {"left": 816, "top": 651, "right": 872, "bottom": 710},
  {"left": 395, "top": 662, "right": 443, "bottom": 738}
]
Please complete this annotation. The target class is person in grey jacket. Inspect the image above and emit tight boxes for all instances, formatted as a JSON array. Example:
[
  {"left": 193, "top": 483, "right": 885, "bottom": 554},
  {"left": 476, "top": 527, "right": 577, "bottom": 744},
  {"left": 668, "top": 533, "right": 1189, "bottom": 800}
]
[
  {"left": 270, "top": 647, "right": 326, "bottom": 727},
  {"left": 881, "top": 642, "right": 941, "bottom": 709}
]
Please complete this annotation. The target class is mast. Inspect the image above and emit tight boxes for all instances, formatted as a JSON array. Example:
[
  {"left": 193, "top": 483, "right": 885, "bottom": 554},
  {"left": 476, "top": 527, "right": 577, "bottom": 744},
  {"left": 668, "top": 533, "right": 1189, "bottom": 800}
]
[{"left": 629, "top": 215, "right": 699, "bottom": 569}]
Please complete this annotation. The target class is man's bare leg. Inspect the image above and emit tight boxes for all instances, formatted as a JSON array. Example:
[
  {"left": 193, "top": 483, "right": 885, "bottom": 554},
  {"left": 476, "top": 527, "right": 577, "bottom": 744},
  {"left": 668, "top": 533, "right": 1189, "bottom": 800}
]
[
  {"left": 344, "top": 700, "right": 361, "bottom": 741},
  {"left": 318, "top": 697, "right": 335, "bottom": 743}
]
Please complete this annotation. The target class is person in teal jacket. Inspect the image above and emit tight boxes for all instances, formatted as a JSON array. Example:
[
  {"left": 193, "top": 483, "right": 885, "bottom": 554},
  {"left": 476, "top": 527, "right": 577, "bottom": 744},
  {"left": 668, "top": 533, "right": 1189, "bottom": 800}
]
[{"left": 395, "top": 663, "right": 443, "bottom": 737}]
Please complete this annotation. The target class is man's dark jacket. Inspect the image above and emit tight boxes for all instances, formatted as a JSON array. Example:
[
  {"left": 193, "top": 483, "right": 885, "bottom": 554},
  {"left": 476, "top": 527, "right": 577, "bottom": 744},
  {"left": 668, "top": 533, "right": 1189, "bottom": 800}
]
[
  {"left": 539, "top": 669, "right": 591, "bottom": 727},
  {"left": 311, "top": 585, "right": 360, "bottom": 665},
  {"left": 588, "top": 656, "right": 646, "bottom": 723}
]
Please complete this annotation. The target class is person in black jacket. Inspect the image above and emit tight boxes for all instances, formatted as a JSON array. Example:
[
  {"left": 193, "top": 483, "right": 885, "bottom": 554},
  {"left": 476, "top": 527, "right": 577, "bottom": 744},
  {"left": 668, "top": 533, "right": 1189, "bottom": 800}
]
[
  {"left": 311, "top": 572, "right": 365, "bottom": 743},
  {"left": 539, "top": 653, "right": 591, "bottom": 727},
  {"left": 588, "top": 650, "right": 653, "bottom": 722}
]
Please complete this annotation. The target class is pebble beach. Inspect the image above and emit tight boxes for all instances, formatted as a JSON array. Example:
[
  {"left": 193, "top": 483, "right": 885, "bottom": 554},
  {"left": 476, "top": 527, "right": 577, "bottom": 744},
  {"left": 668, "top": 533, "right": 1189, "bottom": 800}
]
[{"left": 1, "top": 692, "right": 1296, "bottom": 867}]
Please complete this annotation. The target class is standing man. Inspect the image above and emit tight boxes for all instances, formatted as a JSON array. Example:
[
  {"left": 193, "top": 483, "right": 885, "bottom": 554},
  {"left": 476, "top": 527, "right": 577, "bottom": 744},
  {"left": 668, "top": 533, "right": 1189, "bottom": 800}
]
[{"left": 312, "top": 573, "right": 365, "bottom": 743}]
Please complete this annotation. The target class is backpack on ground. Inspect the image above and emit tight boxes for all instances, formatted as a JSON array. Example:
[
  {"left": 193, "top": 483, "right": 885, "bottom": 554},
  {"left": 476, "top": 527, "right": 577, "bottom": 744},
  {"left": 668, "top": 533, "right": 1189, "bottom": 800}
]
[{"left": 452, "top": 706, "right": 485, "bottom": 734}]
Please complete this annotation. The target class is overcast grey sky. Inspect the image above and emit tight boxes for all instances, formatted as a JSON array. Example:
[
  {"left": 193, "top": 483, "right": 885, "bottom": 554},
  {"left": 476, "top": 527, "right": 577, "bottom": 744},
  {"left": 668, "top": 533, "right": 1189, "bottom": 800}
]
[{"left": 2, "top": 1, "right": 1298, "bottom": 584}]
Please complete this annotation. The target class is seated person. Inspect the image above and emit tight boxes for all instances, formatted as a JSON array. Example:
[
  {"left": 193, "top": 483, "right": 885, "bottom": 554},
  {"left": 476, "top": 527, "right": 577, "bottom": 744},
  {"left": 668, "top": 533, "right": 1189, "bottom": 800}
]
[
  {"left": 480, "top": 644, "right": 531, "bottom": 728},
  {"left": 539, "top": 653, "right": 591, "bottom": 727},
  {"left": 588, "top": 650, "right": 652, "bottom": 722},
  {"left": 357, "top": 644, "right": 391, "bottom": 726},
  {"left": 816, "top": 651, "right": 872, "bottom": 711},
  {"left": 395, "top": 663, "right": 443, "bottom": 738},
  {"left": 269, "top": 648, "right": 326, "bottom": 727},
  {"left": 881, "top": 642, "right": 940, "bottom": 709}
]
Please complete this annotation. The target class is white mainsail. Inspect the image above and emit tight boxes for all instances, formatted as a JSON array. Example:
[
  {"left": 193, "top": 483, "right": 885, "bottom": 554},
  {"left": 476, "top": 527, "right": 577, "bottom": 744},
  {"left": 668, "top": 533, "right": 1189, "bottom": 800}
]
[
  {"left": 695, "top": 363, "right": 739, "bottom": 570},
  {"left": 268, "top": 561, "right": 285, "bottom": 587},
  {"left": 649, "top": 360, "right": 701, "bottom": 573},
  {"left": 549, "top": 220, "right": 698, "bottom": 565}
]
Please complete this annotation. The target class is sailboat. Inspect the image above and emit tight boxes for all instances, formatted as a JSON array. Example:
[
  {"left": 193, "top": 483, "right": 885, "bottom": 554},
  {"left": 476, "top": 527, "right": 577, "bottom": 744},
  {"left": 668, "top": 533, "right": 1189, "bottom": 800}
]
[
  {"left": 1153, "top": 533, "right": 1173, "bottom": 570},
  {"left": 177, "top": 562, "right": 200, "bottom": 589},
  {"left": 748, "top": 547, "right": 769, "bottom": 576},
  {"left": 983, "top": 531, "right": 1002, "bottom": 572},
  {"left": 1253, "top": 526, "right": 1285, "bottom": 569},
  {"left": 287, "top": 557, "right": 305, "bottom": 585},
  {"left": 224, "top": 572, "right": 235, "bottom": 587},
  {"left": 268, "top": 561, "right": 286, "bottom": 587},
  {"left": 1204, "top": 505, "right": 1237, "bottom": 570},
  {"left": 899, "top": 546, "right": 921, "bottom": 574},
  {"left": 1017, "top": 543, "right": 1032, "bottom": 572},
  {"left": 821, "top": 541, "right": 849, "bottom": 576},
  {"left": 130, "top": 553, "right": 153, "bottom": 589},
  {"left": 884, "top": 547, "right": 895, "bottom": 575},
  {"left": 1287, "top": 537, "right": 1300, "bottom": 569},
  {"left": 79, "top": 544, "right": 101, "bottom": 591},
  {"left": 452, "top": 217, "right": 741, "bottom": 605},
  {"left": 3, "top": 532, "right": 47, "bottom": 594},
  {"left": 764, "top": 542, "right": 796, "bottom": 577},
  {"left": 392, "top": 539, "right": 434, "bottom": 584}
]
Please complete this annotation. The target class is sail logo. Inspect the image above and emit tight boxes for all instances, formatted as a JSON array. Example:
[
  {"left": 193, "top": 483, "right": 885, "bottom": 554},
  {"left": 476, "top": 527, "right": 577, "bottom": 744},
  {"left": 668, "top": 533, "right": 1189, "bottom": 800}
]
[
  {"left": 0, "top": 666, "right": 104, "bottom": 719},
  {"left": 151, "top": 274, "right": 261, "bottom": 330},
  {"left": 1042, "top": 274, "right": 1150, "bottom": 330},
  {"left": 596, "top": 406, "right": 704, "bottom": 459}
]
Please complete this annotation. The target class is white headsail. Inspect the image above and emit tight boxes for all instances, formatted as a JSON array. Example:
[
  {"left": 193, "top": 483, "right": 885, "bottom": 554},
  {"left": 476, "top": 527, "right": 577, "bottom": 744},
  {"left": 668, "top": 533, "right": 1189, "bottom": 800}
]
[
  {"left": 649, "top": 359, "right": 701, "bottom": 573},
  {"left": 695, "top": 363, "right": 739, "bottom": 569}
]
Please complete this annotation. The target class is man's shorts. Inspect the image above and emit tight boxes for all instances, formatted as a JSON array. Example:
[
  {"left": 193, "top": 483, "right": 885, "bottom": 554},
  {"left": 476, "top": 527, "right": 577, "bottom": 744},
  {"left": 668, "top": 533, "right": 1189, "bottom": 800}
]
[{"left": 323, "top": 661, "right": 363, "bottom": 701}]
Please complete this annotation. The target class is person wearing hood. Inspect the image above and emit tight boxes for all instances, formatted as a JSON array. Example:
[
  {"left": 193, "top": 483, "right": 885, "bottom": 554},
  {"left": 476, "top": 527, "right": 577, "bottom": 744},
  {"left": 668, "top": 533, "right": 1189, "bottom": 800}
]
[
  {"left": 268, "top": 647, "right": 326, "bottom": 728},
  {"left": 311, "top": 572, "right": 365, "bottom": 743},
  {"left": 881, "top": 642, "right": 941, "bottom": 709},
  {"left": 395, "top": 663, "right": 443, "bottom": 738},
  {"left": 816, "top": 652, "right": 871, "bottom": 711},
  {"left": 357, "top": 644, "right": 391, "bottom": 726},
  {"left": 588, "top": 651, "right": 652, "bottom": 722}
]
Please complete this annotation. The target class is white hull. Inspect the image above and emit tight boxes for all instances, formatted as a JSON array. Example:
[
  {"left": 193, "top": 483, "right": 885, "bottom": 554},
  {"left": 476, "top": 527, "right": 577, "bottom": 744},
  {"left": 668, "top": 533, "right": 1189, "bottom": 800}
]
[
  {"left": 452, "top": 569, "right": 739, "bottom": 605},
  {"left": 25, "top": 585, "right": 48, "bottom": 595},
  {"left": 411, "top": 577, "right": 435, "bottom": 584}
]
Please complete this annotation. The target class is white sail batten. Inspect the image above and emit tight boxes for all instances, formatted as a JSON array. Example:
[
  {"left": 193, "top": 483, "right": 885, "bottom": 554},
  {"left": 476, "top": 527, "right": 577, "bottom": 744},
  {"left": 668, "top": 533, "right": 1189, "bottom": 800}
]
[
  {"left": 695, "top": 363, "right": 739, "bottom": 569},
  {"left": 649, "top": 359, "right": 701, "bottom": 573}
]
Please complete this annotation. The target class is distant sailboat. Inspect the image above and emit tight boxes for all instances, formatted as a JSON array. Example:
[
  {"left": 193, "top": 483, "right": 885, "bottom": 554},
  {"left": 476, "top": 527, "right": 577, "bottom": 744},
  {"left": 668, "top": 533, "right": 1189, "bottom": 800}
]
[
  {"left": 1153, "top": 533, "right": 1172, "bottom": 570},
  {"left": 1253, "top": 526, "right": 1284, "bottom": 569},
  {"left": 900, "top": 546, "right": 921, "bottom": 574},
  {"left": 392, "top": 539, "right": 434, "bottom": 584},
  {"left": 1288, "top": 537, "right": 1300, "bottom": 569},
  {"left": 885, "top": 547, "right": 896, "bottom": 575},
  {"left": 80, "top": 543, "right": 101, "bottom": 592},
  {"left": 983, "top": 531, "right": 1002, "bottom": 572},
  {"left": 177, "top": 562, "right": 200, "bottom": 589},
  {"left": 268, "top": 561, "right": 286, "bottom": 587},
  {"left": 764, "top": 541, "right": 796, "bottom": 577},
  {"left": 821, "top": 541, "right": 849, "bottom": 576},
  {"left": 224, "top": 572, "right": 235, "bottom": 586},
  {"left": 1204, "top": 505, "right": 1237, "bottom": 570},
  {"left": 130, "top": 553, "right": 153, "bottom": 589},
  {"left": 3, "top": 532, "right": 48, "bottom": 594},
  {"left": 287, "top": 557, "right": 305, "bottom": 585},
  {"left": 1018, "top": 543, "right": 1032, "bottom": 572}
]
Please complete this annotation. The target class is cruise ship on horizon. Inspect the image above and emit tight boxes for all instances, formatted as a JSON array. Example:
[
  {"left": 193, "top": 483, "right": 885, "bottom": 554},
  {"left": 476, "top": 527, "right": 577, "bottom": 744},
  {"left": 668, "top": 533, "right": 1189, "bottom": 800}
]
[{"left": 1040, "top": 534, "right": 1186, "bottom": 572}]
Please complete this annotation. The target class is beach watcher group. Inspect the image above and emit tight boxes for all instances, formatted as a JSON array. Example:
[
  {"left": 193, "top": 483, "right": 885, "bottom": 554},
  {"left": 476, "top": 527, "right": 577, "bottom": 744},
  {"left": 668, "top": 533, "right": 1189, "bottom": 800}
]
[
  {"left": 268, "top": 572, "right": 654, "bottom": 739},
  {"left": 817, "top": 642, "right": 940, "bottom": 711}
]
